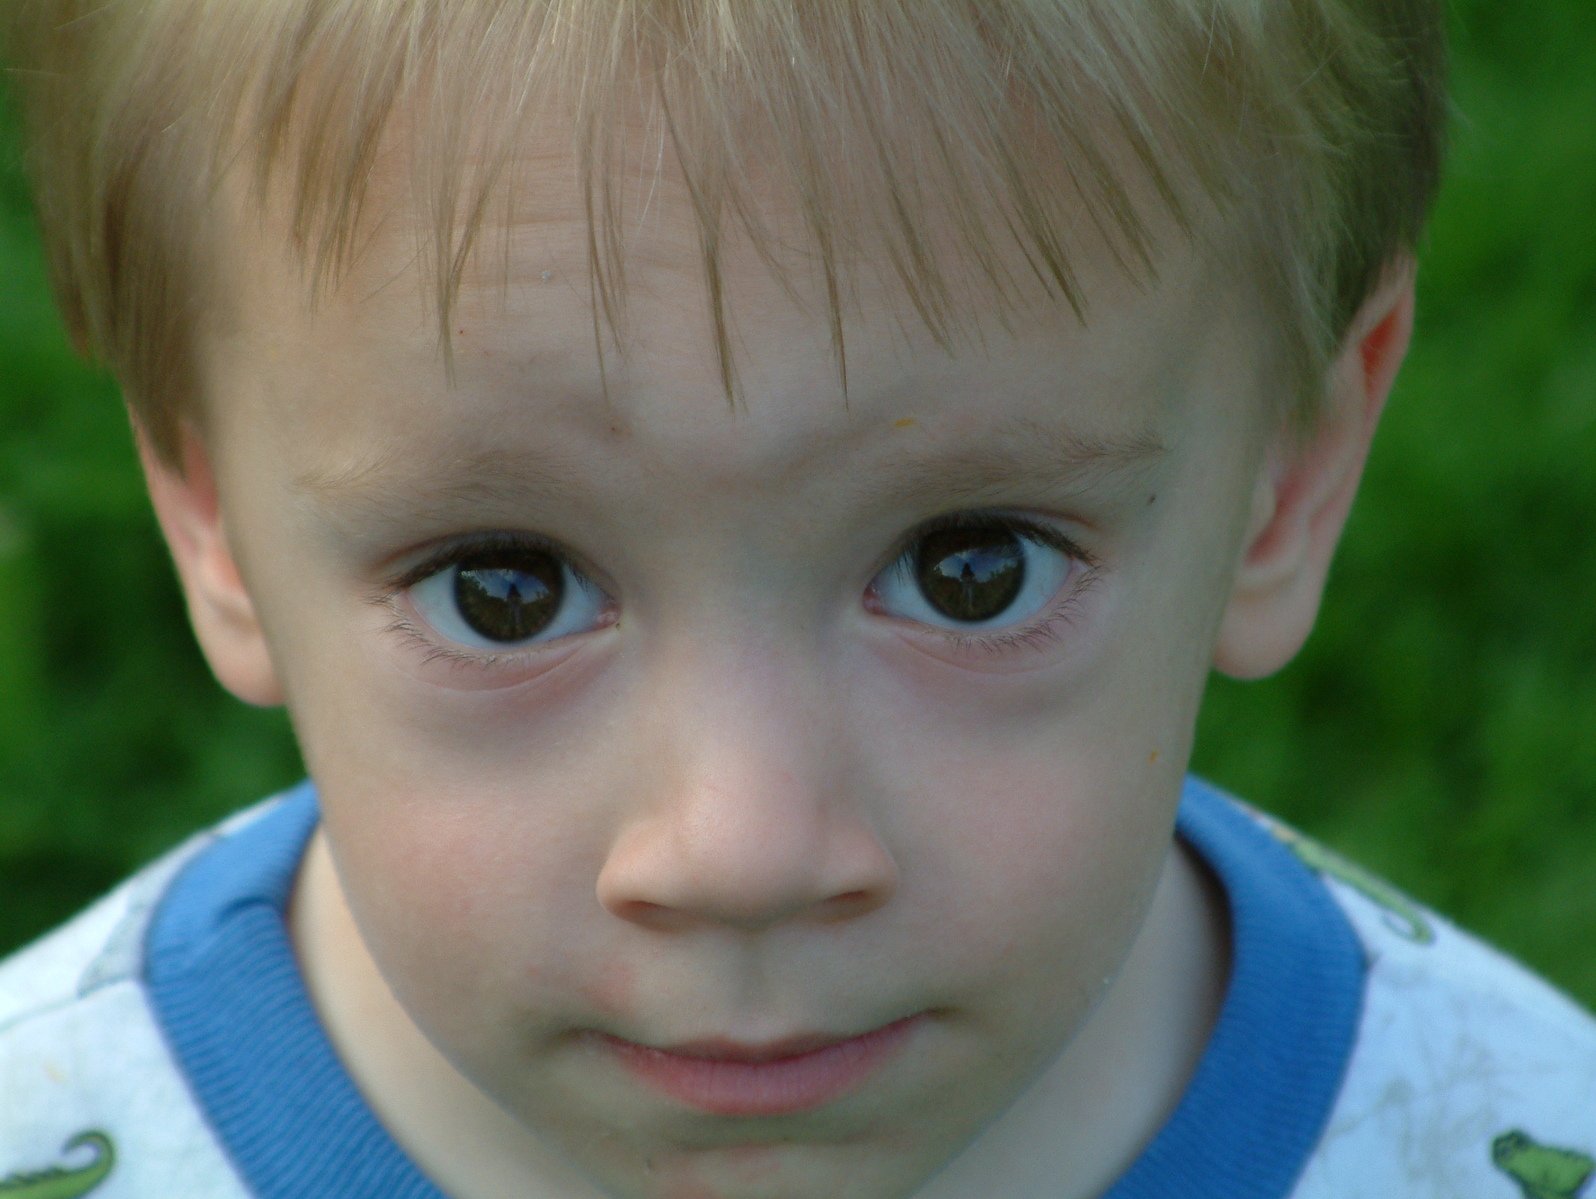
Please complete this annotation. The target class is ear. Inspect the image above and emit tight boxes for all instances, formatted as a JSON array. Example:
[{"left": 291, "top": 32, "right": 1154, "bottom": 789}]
[
  {"left": 1213, "top": 261, "right": 1416, "bottom": 679},
  {"left": 138, "top": 425, "right": 285, "bottom": 706}
]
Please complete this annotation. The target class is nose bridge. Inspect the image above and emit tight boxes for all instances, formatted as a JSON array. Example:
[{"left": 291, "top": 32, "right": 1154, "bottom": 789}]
[{"left": 596, "top": 632, "right": 898, "bottom": 932}]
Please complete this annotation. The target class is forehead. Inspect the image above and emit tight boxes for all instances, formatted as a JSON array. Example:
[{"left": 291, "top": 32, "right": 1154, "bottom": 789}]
[
  {"left": 204, "top": 99, "right": 1265, "bottom": 498},
  {"left": 237, "top": 69, "right": 1232, "bottom": 337}
]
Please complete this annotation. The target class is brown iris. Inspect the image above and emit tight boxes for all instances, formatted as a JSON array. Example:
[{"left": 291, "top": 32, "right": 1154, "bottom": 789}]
[
  {"left": 915, "top": 525, "right": 1025, "bottom": 623},
  {"left": 454, "top": 552, "right": 563, "bottom": 642}
]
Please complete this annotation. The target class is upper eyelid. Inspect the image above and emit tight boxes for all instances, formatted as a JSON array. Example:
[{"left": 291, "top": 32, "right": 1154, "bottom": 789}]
[
  {"left": 376, "top": 531, "right": 590, "bottom": 597},
  {"left": 370, "top": 509, "right": 1093, "bottom": 607},
  {"left": 884, "top": 510, "right": 1097, "bottom": 570}
]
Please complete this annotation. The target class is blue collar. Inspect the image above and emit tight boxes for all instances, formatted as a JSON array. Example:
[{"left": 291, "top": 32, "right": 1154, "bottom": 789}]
[
  {"left": 146, "top": 777, "right": 1363, "bottom": 1198},
  {"left": 1103, "top": 779, "right": 1365, "bottom": 1198},
  {"left": 146, "top": 782, "right": 444, "bottom": 1197}
]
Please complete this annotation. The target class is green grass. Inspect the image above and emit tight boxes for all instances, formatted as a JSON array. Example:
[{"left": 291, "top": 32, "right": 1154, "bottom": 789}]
[
  {"left": 1191, "top": 1, "right": 1596, "bottom": 1003},
  {"left": 3, "top": 2, "right": 1595, "bottom": 1010}
]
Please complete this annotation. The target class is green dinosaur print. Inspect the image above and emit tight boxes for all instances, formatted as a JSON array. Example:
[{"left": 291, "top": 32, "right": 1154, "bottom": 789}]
[
  {"left": 1274, "top": 826, "right": 1435, "bottom": 944},
  {"left": 1494, "top": 1130, "right": 1595, "bottom": 1199},
  {"left": 0, "top": 1133, "right": 114, "bottom": 1199}
]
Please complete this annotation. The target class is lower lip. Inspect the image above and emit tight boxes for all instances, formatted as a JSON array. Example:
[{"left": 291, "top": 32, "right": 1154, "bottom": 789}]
[{"left": 600, "top": 1016, "right": 921, "bottom": 1116}]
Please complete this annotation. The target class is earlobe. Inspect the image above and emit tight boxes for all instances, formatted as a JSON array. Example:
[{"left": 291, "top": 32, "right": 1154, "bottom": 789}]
[
  {"left": 1213, "top": 262, "right": 1416, "bottom": 680},
  {"left": 138, "top": 425, "right": 285, "bottom": 707}
]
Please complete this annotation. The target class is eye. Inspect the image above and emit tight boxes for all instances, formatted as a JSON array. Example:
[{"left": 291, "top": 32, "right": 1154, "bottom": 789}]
[
  {"left": 405, "top": 536, "right": 611, "bottom": 651},
  {"left": 869, "top": 514, "right": 1079, "bottom": 633}
]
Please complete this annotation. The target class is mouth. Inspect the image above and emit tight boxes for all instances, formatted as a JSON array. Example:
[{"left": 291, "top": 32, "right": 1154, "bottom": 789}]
[{"left": 595, "top": 1015, "right": 924, "bottom": 1117}]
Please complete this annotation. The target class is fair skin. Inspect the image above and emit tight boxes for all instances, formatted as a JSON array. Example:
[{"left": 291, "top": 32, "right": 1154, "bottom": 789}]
[{"left": 142, "top": 112, "right": 1413, "bottom": 1199}]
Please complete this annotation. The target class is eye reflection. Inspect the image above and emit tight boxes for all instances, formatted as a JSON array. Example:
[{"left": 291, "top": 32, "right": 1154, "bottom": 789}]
[
  {"left": 455, "top": 556, "right": 563, "bottom": 642},
  {"left": 915, "top": 526, "right": 1025, "bottom": 623}
]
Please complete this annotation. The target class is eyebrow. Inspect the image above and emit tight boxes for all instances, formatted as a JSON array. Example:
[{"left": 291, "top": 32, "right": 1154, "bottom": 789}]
[
  {"left": 293, "top": 415, "right": 1166, "bottom": 536},
  {"left": 859, "top": 416, "right": 1166, "bottom": 511},
  {"left": 295, "top": 443, "right": 587, "bottom": 533}
]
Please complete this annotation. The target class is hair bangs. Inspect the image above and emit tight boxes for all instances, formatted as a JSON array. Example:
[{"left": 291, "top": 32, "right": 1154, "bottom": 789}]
[{"left": 6, "top": 0, "right": 1446, "bottom": 461}]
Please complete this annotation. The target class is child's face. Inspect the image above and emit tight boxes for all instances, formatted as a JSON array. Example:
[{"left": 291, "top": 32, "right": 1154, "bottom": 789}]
[{"left": 181, "top": 136, "right": 1281, "bottom": 1197}]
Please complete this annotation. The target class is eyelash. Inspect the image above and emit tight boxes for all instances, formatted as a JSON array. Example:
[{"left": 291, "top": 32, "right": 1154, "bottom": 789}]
[
  {"left": 372, "top": 515, "right": 1101, "bottom": 674},
  {"left": 381, "top": 615, "right": 530, "bottom": 674}
]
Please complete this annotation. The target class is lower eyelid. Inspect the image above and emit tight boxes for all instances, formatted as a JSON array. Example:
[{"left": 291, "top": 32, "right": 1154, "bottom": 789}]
[
  {"left": 924, "top": 564, "right": 1101, "bottom": 655},
  {"left": 380, "top": 607, "right": 600, "bottom": 691}
]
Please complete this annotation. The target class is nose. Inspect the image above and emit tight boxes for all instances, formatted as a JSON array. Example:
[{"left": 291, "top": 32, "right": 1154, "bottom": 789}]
[{"left": 595, "top": 655, "right": 899, "bottom": 933}]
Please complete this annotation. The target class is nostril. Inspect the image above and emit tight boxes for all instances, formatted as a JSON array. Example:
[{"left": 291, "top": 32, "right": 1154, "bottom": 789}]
[
  {"left": 596, "top": 799, "right": 898, "bottom": 931},
  {"left": 817, "top": 889, "right": 887, "bottom": 923},
  {"left": 604, "top": 897, "right": 691, "bottom": 931}
]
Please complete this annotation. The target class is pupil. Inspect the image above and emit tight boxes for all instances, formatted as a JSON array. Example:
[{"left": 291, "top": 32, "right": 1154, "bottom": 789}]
[
  {"left": 454, "top": 552, "right": 563, "bottom": 642},
  {"left": 915, "top": 526, "right": 1025, "bottom": 623}
]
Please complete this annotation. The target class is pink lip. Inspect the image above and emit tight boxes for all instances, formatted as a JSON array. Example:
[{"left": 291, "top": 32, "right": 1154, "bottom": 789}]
[{"left": 599, "top": 1015, "right": 922, "bottom": 1116}]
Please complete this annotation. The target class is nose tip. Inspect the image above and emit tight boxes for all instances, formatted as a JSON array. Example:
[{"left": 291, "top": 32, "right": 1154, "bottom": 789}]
[
  {"left": 597, "top": 640, "right": 897, "bottom": 932},
  {"left": 595, "top": 785, "right": 899, "bottom": 933}
]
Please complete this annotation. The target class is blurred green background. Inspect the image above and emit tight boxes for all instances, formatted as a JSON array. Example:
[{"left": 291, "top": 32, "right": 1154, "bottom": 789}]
[{"left": 2, "top": 3, "right": 1594, "bottom": 1007}]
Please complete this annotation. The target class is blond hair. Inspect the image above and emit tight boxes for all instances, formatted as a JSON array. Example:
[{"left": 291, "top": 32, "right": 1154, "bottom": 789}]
[{"left": 6, "top": 0, "right": 1445, "bottom": 464}]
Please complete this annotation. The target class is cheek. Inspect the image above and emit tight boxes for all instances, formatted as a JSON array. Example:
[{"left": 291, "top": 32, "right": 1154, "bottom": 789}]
[
  {"left": 314, "top": 776, "right": 598, "bottom": 1040},
  {"left": 854, "top": 612, "right": 1201, "bottom": 997},
  {"left": 917, "top": 760, "right": 1169, "bottom": 945},
  {"left": 298, "top": 701, "right": 611, "bottom": 985},
  {"left": 872, "top": 688, "right": 1179, "bottom": 976}
]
